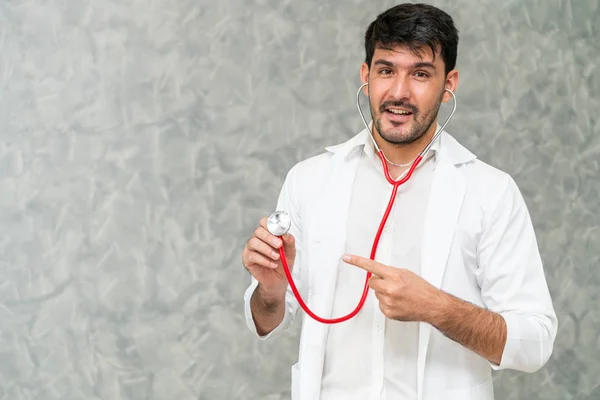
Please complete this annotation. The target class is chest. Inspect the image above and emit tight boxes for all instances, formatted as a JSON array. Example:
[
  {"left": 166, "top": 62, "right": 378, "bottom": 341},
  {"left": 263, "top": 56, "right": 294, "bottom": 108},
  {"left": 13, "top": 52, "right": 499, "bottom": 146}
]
[{"left": 299, "top": 163, "right": 484, "bottom": 303}]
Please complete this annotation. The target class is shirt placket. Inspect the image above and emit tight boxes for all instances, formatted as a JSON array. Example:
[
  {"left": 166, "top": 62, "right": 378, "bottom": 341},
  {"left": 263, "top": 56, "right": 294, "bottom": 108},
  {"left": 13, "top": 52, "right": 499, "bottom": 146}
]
[{"left": 370, "top": 185, "right": 395, "bottom": 400}]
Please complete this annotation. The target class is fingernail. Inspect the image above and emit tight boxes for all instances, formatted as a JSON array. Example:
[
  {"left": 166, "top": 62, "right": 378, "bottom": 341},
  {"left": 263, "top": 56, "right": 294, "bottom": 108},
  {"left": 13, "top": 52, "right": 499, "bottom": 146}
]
[
  {"left": 343, "top": 255, "right": 351, "bottom": 262},
  {"left": 272, "top": 251, "right": 279, "bottom": 259},
  {"left": 272, "top": 239, "right": 280, "bottom": 247}
]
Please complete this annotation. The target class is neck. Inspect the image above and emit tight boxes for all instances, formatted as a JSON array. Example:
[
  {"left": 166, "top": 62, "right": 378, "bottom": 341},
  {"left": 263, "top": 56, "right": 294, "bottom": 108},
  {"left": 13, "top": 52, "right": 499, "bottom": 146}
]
[{"left": 372, "top": 122, "right": 438, "bottom": 166}]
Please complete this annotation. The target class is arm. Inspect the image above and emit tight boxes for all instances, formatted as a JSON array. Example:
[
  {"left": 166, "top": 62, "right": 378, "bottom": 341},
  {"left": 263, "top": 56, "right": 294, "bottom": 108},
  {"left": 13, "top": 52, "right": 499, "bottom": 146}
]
[
  {"left": 472, "top": 175, "right": 558, "bottom": 372},
  {"left": 426, "top": 291, "right": 507, "bottom": 366},
  {"left": 250, "top": 283, "right": 287, "bottom": 336},
  {"left": 243, "top": 166, "right": 303, "bottom": 340},
  {"left": 430, "top": 175, "right": 557, "bottom": 370}
]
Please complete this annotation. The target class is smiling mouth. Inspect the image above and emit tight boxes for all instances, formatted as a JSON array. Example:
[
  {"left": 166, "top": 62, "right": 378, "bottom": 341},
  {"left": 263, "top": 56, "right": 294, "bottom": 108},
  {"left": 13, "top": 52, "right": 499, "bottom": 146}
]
[{"left": 386, "top": 108, "right": 412, "bottom": 116}]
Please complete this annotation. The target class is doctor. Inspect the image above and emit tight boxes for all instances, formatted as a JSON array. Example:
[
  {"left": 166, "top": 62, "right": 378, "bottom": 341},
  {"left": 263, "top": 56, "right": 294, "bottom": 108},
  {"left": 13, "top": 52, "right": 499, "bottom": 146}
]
[{"left": 241, "top": 3, "right": 557, "bottom": 400}]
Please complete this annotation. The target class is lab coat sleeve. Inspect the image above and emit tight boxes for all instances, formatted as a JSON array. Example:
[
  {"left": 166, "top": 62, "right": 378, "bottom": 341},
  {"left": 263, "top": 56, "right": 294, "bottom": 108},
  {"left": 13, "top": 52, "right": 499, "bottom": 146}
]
[
  {"left": 476, "top": 175, "right": 558, "bottom": 373},
  {"left": 243, "top": 164, "right": 302, "bottom": 340}
]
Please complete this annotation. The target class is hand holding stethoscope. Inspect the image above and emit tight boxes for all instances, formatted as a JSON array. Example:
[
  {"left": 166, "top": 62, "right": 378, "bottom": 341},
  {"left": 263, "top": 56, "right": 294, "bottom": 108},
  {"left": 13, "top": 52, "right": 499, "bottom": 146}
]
[{"left": 241, "top": 215, "right": 298, "bottom": 300}]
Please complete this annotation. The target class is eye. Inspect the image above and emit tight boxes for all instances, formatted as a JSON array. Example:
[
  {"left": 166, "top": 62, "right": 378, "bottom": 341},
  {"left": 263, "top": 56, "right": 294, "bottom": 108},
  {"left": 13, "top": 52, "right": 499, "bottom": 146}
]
[
  {"left": 414, "top": 71, "right": 429, "bottom": 79},
  {"left": 379, "top": 68, "right": 393, "bottom": 75}
]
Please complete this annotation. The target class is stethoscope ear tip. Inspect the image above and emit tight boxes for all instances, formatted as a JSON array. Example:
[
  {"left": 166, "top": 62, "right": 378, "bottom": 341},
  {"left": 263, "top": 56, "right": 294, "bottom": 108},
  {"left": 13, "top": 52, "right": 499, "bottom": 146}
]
[{"left": 267, "top": 211, "right": 291, "bottom": 236}]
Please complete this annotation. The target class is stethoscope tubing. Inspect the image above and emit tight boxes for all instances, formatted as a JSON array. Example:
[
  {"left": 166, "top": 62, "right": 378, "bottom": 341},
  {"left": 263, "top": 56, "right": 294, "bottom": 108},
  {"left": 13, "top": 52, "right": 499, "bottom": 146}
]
[{"left": 274, "top": 83, "right": 457, "bottom": 324}]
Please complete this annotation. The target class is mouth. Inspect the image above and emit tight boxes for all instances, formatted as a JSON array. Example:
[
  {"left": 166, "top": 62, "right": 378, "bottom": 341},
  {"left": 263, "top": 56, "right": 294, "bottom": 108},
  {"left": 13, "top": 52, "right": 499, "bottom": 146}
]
[{"left": 384, "top": 107, "right": 414, "bottom": 122}]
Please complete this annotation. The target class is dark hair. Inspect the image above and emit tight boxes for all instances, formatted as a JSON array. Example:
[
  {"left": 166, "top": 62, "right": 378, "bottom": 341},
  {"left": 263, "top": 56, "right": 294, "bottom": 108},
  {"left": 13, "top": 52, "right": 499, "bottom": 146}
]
[{"left": 364, "top": 3, "right": 459, "bottom": 75}]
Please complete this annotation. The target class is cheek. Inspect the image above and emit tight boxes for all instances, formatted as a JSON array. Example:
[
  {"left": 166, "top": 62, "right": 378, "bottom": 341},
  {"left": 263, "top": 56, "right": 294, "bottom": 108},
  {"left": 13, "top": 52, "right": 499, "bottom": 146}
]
[
  {"left": 412, "top": 87, "right": 430, "bottom": 103},
  {"left": 413, "top": 98, "right": 437, "bottom": 115},
  {"left": 368, "top": 84, "right": 389, "bottom": 106},
  {"left": 368, "top": 93, "right": 383, "bottom": 110},
  {"left": 414, "top": 84, "right": 443, "bottom": 106}
]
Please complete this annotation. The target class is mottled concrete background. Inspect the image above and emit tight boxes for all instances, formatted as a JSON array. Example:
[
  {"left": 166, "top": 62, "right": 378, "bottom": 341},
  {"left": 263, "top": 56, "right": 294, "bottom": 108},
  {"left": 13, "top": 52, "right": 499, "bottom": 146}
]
[{"left": 0, "top": 0, "right": 598, "bottom": 399}]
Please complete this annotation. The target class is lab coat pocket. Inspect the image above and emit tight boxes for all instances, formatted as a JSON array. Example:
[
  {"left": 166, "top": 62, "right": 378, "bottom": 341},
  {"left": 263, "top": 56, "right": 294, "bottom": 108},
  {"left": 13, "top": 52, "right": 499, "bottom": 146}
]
[{"left": 291, "top": 362, "right": 300, "bottom": 400}]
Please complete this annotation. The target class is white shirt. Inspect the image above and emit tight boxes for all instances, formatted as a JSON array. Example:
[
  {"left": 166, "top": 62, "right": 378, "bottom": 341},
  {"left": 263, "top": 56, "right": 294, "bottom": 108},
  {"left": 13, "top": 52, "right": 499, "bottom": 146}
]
[{"left": 320, "top": 131, "right": 439, "bottom": 400}]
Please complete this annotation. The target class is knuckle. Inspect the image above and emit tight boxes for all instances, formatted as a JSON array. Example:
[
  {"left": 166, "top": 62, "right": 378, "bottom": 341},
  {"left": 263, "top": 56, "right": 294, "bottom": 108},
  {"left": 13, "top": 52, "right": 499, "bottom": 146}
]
[
  {"left": 379, "top": 303, "right": 389, "bottom": 316},
  {"left": 248, "top": 237, "right": 261, "bottom": 249},
  {"left": 248, "top": 253, "right": 258, "bottom": 264}
]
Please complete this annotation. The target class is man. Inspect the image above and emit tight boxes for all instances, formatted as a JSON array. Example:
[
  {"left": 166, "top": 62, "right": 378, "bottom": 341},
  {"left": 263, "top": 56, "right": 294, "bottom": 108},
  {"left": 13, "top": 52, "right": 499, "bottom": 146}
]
[{"left": 241, "top": 3, "right": 557, "bottom": 400}]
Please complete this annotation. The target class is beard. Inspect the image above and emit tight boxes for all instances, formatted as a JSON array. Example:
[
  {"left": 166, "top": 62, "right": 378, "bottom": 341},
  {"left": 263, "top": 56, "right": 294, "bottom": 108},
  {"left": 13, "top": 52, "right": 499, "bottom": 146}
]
[{"left": 371, "top": 90, "right": 444, "bottom": 146}]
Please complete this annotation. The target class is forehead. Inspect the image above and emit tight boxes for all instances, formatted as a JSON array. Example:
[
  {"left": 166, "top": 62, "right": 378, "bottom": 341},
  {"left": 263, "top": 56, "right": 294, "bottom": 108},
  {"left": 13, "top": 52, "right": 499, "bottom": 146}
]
[{"left": 372, "top": 44, "right": 442, "bottom": 67}]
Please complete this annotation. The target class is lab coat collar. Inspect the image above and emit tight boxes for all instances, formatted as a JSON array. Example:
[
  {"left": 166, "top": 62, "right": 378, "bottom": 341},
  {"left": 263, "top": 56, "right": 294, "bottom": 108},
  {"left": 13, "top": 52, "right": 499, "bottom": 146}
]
[{"left": 324, "top": 124, "right": 477, "bottom": 166}]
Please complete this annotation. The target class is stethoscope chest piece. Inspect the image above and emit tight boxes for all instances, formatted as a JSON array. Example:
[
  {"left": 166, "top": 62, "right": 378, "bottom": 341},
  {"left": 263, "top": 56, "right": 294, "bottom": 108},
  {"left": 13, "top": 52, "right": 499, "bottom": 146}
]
[{"left": 267, "top": 211, "right": 291, "bottom": 236}]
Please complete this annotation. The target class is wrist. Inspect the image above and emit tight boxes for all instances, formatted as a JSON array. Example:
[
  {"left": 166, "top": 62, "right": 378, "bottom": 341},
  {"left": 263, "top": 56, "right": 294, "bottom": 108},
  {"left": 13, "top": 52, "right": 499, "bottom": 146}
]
[
  {"left": 422, "top": 288, "right": 453, "bottom": 326},
  {"left": 257, "top": 283, "right": 286, "bottom": 303}
]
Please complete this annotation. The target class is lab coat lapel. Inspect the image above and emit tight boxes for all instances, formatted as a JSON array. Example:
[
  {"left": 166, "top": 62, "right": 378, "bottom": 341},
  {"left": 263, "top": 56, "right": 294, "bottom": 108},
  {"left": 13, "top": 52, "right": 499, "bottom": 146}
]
[
  {"left": 308, "top": 150, "right": 358, "bottom": 309},
  {"left": 301, "top": 149, "right": 361, "bottom": 400},
  {"left": 417, "top": 148, "right": 467, "bottom": 400}
]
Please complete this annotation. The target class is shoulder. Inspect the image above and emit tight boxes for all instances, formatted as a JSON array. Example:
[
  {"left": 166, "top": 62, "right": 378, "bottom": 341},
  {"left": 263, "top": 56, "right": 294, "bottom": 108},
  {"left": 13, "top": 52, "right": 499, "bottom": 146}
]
[
  {"left": 282, "top": 151, "right": 334, "bottom": 198},
  {"left": 459, "top": 162, "right": 526, "bottom": 230},
  {"left": 444, "top": 132, "right": 524, "bottom": 214},
  {"left": 443, "top": 131, "right": 515, "bottom": 192},
  {"left": 284, "top": 130, "right": 365, "bottom": 187},
  {"left": 290, "top": 151, "right": 332, "bottom": 175},
  {"left": 460, "top": 159, "right": 513, "bottom": 191}
]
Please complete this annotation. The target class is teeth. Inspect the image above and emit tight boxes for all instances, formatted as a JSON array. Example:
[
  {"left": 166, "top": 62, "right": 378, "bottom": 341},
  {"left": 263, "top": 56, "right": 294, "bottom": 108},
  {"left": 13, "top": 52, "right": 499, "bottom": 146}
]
[{"left": 388, "top": 109, "right": 410, "bottom": 115}]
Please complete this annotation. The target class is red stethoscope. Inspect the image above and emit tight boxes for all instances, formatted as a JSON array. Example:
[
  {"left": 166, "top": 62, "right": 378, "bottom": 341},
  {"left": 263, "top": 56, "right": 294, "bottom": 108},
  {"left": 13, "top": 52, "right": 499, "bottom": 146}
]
[{"left": 266, "top": 83, "right": 457, "bottom": 324}]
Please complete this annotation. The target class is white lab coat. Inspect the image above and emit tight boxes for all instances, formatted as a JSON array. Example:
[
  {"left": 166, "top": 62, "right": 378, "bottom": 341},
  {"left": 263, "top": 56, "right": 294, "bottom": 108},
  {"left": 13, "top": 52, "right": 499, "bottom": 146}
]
[{"left": 243, "top": 129, "right": 558, "bottom": 400}]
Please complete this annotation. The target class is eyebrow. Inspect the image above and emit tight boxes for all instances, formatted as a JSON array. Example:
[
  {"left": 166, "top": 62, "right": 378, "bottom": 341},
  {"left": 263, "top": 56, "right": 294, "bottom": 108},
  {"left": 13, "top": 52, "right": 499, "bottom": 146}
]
[{"left": 373, "top": 59, "right": 437, "bottom": 70}]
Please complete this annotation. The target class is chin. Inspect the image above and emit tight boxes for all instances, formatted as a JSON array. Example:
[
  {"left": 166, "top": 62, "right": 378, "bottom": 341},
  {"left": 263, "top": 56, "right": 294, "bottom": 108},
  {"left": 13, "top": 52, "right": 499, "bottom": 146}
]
[
  {"left": 382, "top": 127, "right": 411, "bottom": 139},
  {"left": 381, "top": 135, "right": 415, "bottom": 146},
  {"left": 381, "top": 129, "right": 424, "bottom": 146}
]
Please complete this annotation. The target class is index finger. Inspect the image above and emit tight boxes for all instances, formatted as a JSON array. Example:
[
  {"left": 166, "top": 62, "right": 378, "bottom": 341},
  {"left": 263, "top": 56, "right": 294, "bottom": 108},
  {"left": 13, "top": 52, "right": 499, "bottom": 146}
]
[
  {"left": 342, "top": 254, "right": 392, "bottom": 278},
  {"left": 259, "top": 217, "right": 268, "bottom": 229},
  {"left": 253, "top": 218, "right": 282, "bottom": 248}
]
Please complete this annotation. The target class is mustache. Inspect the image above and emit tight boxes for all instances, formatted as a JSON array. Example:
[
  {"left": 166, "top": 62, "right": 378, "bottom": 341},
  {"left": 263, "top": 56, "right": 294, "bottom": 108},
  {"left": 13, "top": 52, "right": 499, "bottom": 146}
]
[{"left": 379, "top": 101, "right": 418, "bottom": 114}]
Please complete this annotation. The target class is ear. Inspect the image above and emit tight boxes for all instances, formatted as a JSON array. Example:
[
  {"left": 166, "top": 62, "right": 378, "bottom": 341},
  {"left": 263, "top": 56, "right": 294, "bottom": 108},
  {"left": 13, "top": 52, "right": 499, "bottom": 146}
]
[
  {"left": 442, "top": 69, "right": 459, "bottom": 102},
  {"left": 360, "top": 62, "right": 370, "bottom": 96}
]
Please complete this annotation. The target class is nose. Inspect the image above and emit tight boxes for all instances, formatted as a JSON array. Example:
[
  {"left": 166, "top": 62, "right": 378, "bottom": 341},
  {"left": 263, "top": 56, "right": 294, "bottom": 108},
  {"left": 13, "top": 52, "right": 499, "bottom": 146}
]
[{"left": 388, "top": 76, "right": 411, "bottom": 101}]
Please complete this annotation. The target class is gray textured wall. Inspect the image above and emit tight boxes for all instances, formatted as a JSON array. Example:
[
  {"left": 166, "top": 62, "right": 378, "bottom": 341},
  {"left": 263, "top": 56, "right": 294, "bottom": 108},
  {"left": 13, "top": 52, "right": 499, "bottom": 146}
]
[{"left": 0, "top": 0, "right": 598, "bottom": 399}]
